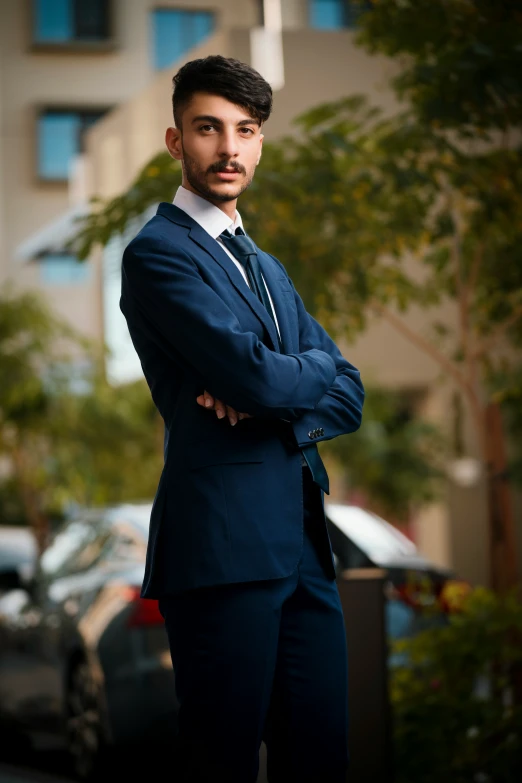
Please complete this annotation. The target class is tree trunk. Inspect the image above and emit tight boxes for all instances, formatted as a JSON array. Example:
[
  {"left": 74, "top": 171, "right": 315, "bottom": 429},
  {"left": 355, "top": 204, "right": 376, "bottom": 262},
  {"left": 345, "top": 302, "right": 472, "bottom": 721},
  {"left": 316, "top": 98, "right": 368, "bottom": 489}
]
[
  {"left": 485, "top": 402, "right": 519, "bottom": 592},
  {"left": 11, "top": 445, "right": 50, "bottom": 556}
]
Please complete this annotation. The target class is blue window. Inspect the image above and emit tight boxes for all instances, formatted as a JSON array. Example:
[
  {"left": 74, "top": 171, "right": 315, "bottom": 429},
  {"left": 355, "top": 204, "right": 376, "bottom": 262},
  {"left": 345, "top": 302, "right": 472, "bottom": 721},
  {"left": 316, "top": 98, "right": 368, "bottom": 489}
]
[
  {"left": 33, "top": 0, "right": 110, "bottom": 44},
  {"left": 152, "top": 9, "right": 215, "bottom": 71},
  {"left": 39, "top": 253, "right": 92, "bottom": 285},
  {"left": 37, "top": 109, "right": 107, "bottom": 181},
  {"left": 309, "top": 0, "right": 368, "bottom": 29}
]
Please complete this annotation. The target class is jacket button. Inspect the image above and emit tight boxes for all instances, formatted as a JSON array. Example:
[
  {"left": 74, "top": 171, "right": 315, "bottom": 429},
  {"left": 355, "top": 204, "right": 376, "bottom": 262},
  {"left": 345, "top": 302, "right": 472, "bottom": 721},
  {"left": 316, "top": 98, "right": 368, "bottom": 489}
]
[
  {"left": 319, "top": 427, "right": 324, "bottom": 435},
  {"left": 308, "top": 431, "right": 314, "bottom": 439}
]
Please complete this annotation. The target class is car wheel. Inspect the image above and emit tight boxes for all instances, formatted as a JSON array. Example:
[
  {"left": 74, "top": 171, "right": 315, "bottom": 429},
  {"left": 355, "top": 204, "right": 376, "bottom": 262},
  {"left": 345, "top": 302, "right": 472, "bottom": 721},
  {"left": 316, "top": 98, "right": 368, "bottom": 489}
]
[{"left": 66, "top": 661, "right": 103, "bottom": 779}]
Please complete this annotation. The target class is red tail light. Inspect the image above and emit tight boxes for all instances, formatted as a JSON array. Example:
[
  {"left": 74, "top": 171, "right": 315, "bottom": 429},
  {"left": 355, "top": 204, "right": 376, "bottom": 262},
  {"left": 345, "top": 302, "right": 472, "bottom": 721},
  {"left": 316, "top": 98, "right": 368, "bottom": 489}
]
[{"left": 124, "top": 586, "right": 164, "bottom": 627}]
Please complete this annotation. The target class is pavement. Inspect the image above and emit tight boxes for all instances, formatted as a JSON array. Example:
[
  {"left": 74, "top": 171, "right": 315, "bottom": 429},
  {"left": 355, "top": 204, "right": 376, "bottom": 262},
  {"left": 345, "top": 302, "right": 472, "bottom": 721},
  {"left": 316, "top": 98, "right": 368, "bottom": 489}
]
[
  {"left": 0, "top": 768, "right": 72, "bottom": 783},
  {"left": 0, "top": 742, "right": 269, "bottom": 783}
]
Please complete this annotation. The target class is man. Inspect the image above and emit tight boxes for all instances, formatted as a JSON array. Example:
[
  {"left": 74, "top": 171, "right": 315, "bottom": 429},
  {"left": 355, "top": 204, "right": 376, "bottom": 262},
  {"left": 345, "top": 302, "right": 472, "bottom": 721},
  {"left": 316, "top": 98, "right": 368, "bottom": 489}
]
[{"left": 120, "top": 55, "right": 364, "bottom": 783}]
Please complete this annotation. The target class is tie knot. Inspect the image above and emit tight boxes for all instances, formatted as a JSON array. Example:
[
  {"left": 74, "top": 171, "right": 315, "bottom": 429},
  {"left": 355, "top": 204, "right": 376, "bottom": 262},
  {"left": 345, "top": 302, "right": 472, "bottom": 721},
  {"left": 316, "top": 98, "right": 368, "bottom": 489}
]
[{"left": 220, "top": 229, "right": 257, "bottom": 261}]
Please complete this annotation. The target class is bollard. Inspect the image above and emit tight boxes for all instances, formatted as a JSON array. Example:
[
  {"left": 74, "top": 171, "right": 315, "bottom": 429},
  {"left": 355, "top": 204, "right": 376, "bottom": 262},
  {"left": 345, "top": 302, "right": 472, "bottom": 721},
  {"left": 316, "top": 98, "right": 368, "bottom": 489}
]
[{"left": 337, "top": 568, "right": 393, "bottom": 783}]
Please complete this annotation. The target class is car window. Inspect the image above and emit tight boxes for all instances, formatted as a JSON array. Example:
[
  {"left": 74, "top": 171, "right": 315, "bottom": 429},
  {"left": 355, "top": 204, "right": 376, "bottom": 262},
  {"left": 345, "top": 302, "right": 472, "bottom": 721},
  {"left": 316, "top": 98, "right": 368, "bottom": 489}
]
[
  {"left": 40, "top": 517, "right": 112, "bottom": 578},
  {"left": 106, "top": 521, "right": 147, "bottom": 563},
  {"left": 325, "top": 504, "right": 418, "bottom": 565}
]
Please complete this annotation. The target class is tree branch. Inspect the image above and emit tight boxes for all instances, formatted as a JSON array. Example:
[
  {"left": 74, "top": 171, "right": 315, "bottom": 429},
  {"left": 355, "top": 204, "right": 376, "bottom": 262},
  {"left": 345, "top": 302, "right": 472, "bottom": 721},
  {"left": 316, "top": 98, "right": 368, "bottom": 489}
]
[
  {"left": 372, "top": 302, "right": 466, "bottom": 388},
  {"left": 372, "top": 302, "right": 486, "bottom": 452},
  {"left": 468, "top": 243, "right": 483, "bottom": 293},
  {"left": 473, "top": 305, "right": 522, "bottom": 359}
]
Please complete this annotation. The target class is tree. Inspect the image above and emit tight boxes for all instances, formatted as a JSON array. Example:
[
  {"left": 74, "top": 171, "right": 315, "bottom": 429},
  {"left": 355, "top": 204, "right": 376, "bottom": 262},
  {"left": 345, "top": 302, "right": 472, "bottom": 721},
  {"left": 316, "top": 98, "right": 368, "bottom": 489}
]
[
  {"left": 0, "top": 284, "right": 80, "bottom": 550},
  {"left": 355, "top": 0, "right": 522, "bottom": 133},
  {"left": 0, "top": 286, "right": 163, "bottom": 551},
  {"left": 322, "top": 386, "right": 445, "bottom": 524},
  {"left": 354, "top": 0, "right": 522, "bottom": 591}
]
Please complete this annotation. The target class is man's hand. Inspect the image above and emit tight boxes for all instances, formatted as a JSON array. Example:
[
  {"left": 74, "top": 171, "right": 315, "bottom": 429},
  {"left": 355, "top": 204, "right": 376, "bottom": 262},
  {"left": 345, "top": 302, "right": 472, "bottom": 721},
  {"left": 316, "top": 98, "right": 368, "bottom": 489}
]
[{"left": 196, "top": 390, "right": 253, "bottom": 426}]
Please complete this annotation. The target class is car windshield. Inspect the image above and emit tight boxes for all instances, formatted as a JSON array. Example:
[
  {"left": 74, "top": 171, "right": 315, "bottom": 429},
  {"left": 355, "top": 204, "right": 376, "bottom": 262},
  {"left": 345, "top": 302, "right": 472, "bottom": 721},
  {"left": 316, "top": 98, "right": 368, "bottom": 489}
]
[
  {"left": 112, "top": 504, "right": 152, "bottom": 537},
  {"left": 325, "top": 504, "right": 418, "bottom": 565}
]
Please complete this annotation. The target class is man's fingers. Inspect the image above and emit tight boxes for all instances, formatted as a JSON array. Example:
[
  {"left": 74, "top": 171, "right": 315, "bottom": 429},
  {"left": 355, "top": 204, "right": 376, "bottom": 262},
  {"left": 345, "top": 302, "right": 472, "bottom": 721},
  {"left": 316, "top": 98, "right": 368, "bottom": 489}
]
[
  {"left": 197, "top": 391, "right": 252, "bottom": 424},
  {"left": 215, "top": 399, "right": 227, "bottom": 420},
  {"left": 226, "top": 405, "right": 238, "bottom": 427}
]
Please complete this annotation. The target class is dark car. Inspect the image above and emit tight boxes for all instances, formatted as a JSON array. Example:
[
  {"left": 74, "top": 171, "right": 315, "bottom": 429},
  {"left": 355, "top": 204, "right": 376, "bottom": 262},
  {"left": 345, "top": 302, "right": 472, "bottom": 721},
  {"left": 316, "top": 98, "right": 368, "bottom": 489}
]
[
  {"left": 0, "top": 526, "right": 37, "bottom": 595},
  {"left": 0, "top": 507, "right": 177, "bottom": 779},
  {"left": 0, "top": 502, "right": 456, "bottom": 778},
  {"left": 325, "top": 503, "right": 457, "bottom": 654}
]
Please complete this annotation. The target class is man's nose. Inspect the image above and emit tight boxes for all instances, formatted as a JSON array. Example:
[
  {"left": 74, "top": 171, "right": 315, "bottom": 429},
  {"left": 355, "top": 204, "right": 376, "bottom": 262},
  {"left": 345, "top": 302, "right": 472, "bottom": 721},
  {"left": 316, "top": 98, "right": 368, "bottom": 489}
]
[{"left": 217, "top": 129, "right": 239, "bottom": 158}]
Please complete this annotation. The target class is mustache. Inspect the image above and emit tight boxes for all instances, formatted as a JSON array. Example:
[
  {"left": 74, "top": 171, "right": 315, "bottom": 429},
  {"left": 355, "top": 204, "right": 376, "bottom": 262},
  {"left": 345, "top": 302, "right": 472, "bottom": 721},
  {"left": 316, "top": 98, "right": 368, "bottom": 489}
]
[{"left": 207, "top": 160, "right": 246, "bottom": 175}]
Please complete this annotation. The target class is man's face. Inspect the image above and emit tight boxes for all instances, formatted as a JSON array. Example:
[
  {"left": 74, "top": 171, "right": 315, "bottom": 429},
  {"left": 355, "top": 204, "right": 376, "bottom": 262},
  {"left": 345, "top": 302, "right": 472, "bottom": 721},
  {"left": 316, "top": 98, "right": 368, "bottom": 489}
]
[{"left": 166, "top": 92, "right": 264, "bottom": 205}]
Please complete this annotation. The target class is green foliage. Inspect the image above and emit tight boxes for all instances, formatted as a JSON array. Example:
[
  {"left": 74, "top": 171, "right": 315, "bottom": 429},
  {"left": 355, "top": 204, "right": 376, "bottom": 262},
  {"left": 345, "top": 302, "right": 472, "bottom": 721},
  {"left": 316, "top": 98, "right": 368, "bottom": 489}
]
[
  {"left": 356, "top": 0, "right": 522, "bottom": 132},
  {"left": 0, "top": 287, "right": 162, "bottom": 537},
  {"left": 40, "top": 368, "right": 163, "bottom": 514},
  {"left": 391, "top": 587, "right": 522, "bottom": 782},
  {"left": 321, "top": 386, "right": 445, "bottom": 520},
  {"left": 0, "top": 284, "right": 79, "bottom": 426},
  {"left": 72, "top": 153, "right": 181, "bottom": 261}
]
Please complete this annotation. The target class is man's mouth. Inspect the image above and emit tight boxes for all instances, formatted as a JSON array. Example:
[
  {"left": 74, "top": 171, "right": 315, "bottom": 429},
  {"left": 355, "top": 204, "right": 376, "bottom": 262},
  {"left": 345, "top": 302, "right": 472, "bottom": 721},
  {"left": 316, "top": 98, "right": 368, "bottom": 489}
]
[{"left": 215, "top": 169, "right": 241, "bottom": 181}]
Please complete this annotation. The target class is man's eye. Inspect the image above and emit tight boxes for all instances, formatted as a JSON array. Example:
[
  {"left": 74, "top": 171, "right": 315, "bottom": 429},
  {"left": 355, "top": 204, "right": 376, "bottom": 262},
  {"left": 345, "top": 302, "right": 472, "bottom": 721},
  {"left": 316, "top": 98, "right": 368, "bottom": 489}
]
[
  {"left": 199, "top": 125, "right": 215, "bottom": 132},
  {"left": 240, "top": 127, "right": 255, "bottom": 135}
]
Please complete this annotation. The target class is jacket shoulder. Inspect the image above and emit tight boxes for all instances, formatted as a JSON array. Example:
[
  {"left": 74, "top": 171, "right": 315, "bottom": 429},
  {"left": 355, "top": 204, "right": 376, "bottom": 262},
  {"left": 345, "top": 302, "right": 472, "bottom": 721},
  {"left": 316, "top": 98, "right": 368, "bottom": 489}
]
[{"left": 124, "top": 213, "right": 189, "bottom": 256}]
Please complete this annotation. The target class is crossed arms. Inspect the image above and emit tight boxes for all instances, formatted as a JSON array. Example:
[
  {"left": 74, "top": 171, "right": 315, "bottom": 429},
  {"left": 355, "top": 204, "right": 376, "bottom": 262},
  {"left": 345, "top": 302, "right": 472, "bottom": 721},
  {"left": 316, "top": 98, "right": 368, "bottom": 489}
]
[{"left": 122, "top": 235, "right": 364, "bottom": 444}]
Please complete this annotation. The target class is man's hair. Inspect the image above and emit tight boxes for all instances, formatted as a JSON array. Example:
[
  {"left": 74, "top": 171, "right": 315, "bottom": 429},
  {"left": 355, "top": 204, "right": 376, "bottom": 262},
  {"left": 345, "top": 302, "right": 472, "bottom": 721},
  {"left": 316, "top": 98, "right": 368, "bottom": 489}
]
[{"left": 172, "top": 55, "right": 273, "bottom": 129}]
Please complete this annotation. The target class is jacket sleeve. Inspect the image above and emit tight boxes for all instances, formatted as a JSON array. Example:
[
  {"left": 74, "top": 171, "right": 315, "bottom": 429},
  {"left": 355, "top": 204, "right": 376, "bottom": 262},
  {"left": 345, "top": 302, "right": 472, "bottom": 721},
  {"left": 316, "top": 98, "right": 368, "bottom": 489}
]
[
  {"left": 285, "top": 277, "right": 365, "bottom": 447},
  {"left": 121, "top": 234, "right": 336, "bottom": 419}
]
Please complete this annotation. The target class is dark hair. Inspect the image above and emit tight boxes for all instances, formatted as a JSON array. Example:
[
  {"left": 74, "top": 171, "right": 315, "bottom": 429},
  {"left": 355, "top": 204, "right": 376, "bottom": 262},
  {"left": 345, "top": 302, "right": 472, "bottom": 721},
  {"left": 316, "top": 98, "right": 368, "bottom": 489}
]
[{"left": 172, "top": 55, "right": 273, "bottom": 129}]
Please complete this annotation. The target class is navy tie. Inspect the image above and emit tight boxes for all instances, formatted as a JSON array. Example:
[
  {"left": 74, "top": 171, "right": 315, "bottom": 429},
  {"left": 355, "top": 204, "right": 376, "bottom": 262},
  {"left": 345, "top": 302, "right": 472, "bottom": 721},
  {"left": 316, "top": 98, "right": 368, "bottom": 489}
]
[
  {"left": 220, "top": 227, "right": 330, "bottom": 494},
  {"left": 220, "top": 228, "right": 282, "bottom": 351}
]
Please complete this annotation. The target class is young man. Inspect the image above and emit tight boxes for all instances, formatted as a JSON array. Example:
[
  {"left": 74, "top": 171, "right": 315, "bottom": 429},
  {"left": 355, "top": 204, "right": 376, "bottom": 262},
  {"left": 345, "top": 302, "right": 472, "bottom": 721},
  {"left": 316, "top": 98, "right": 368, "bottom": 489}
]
[{"left": 120, "top": 55, "right": 364, "bottom": 783}]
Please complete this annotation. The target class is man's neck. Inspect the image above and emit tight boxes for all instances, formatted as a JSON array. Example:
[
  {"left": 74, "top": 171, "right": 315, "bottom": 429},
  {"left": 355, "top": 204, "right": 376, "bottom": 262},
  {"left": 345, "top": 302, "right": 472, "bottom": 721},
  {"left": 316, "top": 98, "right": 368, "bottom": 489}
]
[{"left": 182, "top": 181, "right": 237, "bottom": 220}]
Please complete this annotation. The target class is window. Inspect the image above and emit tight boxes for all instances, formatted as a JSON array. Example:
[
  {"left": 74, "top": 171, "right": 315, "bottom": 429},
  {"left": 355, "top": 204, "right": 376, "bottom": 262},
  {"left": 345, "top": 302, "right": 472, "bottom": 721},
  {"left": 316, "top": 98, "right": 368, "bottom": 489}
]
[
  {"left": 152, "top": 8, "right": 215, "bottom": 71},
  {"left": 37, "top": 108, "right": 108, "bottom": 181},
  {"left": 309, "top": 0, "right": 369, "bottom": 30},
  {"left": 39, "top": 252, "right": 92, "bottom": 285},
  {"left": 33, "top": 0, "right": 111, "bottom": 45}
]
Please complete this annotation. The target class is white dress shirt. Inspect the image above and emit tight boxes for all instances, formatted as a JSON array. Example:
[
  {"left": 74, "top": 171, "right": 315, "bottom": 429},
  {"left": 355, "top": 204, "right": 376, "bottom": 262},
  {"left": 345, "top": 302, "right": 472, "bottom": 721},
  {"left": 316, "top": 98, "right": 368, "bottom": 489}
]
[{"left": 173, "top": 186, "right": 281, "bottom": 338}]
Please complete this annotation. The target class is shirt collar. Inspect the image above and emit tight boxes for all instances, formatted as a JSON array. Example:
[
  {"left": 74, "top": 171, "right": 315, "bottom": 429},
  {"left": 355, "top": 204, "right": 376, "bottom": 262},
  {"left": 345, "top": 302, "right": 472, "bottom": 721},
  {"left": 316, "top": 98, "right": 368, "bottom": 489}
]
[{"left": 173, "top": 186, "right": 244, "bottom": 239}]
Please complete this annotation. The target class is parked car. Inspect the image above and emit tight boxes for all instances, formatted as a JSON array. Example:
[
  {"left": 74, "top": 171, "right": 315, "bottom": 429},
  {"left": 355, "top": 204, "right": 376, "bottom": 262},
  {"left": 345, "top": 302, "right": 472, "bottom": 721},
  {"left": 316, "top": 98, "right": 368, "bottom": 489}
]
[
  {"left": 325, "top": 504, "right": 458, "bottom": 659},
  {"left": 0, "top": 502, "right": 457, "bottom": 778},
  {"left": 0, "top": 507, "right": 177, "bottom": 779},
  {"left": 0, "top": 526, "right": 38, "bottom": 600}
]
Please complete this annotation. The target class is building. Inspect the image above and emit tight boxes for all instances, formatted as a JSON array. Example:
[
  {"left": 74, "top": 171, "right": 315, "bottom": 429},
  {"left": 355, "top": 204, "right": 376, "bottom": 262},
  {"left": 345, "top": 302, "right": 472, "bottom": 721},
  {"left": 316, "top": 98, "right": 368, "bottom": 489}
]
[{"left": 0, "top": 0, "right": 508, "bottom": 585}]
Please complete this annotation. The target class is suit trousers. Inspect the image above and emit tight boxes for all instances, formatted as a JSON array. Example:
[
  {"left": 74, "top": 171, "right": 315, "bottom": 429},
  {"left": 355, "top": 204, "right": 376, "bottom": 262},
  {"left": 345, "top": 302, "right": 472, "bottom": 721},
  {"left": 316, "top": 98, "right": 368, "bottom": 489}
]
[{"left": 158, "top": 466, "right": 349, "bottom": 783}]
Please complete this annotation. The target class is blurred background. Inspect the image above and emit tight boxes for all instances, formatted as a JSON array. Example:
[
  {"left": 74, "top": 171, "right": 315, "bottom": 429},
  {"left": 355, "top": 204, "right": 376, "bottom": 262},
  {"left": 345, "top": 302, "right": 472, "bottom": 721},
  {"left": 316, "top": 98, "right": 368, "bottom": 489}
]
[{"left": 0, "top": 1, "right": 521, "bottom": 782}]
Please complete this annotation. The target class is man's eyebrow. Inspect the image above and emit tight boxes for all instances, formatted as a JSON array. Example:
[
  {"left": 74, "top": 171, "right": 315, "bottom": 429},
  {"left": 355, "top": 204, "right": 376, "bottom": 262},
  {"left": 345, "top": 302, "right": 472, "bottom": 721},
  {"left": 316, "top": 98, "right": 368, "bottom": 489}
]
[{"left": 191, "top": 114, "right": 260, "bottom": 127}]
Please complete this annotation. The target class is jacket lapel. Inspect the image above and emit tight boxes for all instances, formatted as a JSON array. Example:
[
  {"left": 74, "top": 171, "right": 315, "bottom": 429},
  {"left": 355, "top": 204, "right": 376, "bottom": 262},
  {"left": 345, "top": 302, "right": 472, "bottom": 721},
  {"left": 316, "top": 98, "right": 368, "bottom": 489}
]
[
  {"left": 255, "top": 249, "right": 298, "bottom": 355},
  {"left": 157, "top": 202, "right": 287, "bottom": 354}
]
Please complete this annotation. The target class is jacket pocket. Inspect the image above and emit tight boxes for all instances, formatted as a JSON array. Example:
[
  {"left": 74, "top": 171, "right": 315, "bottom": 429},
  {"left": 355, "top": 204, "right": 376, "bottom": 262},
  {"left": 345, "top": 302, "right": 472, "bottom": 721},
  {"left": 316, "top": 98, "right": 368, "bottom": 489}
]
[{"left": 187, "top": 438, "right": 266, "bottom": 469}]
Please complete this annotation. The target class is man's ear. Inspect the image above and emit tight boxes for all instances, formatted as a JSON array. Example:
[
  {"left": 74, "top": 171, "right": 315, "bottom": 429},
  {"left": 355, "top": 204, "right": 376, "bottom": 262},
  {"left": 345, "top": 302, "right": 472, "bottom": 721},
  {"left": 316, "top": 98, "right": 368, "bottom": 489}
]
[
  {"left": 166, "top": 126, "right": 182, "bottom": 161},
  {"left": 257, "top": 133, "right": 264, "bottom": 165}
]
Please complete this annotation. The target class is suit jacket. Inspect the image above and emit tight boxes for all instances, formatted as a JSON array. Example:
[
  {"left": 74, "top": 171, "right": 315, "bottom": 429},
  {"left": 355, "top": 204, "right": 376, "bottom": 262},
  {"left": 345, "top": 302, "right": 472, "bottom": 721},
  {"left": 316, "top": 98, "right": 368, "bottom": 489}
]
[{"left": 120, "top": 202, "right": 364, "bottom": 598}]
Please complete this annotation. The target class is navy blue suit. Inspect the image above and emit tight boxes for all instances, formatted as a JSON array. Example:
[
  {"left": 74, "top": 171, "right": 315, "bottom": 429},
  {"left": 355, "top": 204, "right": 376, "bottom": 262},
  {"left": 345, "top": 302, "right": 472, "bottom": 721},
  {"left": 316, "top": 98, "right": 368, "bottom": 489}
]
[{"left": 120, "top": 201, "right": 364, "bottom": 782}]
